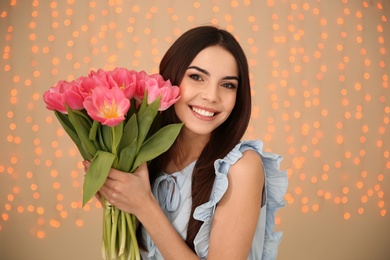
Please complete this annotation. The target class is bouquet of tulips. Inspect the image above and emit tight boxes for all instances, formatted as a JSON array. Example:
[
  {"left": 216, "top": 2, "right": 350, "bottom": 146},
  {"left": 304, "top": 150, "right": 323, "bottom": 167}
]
[{"left": 43, "top": 68, "right": 183, "bottom": 260}]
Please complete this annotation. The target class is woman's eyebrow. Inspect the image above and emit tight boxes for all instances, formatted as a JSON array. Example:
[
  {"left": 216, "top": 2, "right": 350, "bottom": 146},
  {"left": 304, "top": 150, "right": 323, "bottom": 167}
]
[
  {"left": 188, "top": 66, "right": 210, "bottom": 76},
  {"left": 223, "top": 76, "right": 239, "bottom": 81},
  {"left": 188, "top": 66, "right": 239, "bottom": 81}
]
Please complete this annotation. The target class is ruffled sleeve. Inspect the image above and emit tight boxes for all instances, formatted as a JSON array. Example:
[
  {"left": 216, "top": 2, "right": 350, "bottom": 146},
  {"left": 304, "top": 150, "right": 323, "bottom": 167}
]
[{"left": 193, "top": 140, "right": 287, "bottom": 260}]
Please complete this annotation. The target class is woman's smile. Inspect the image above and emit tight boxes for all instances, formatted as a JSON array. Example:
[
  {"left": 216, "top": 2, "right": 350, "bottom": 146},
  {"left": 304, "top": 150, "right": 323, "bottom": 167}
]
[{"left": 190, "top": 105, "right": 219, "bottom": 119}]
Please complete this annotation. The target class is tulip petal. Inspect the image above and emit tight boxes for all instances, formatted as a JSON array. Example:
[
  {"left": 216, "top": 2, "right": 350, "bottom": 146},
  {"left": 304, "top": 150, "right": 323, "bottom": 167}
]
[{"left": 84, "top": 86, "right": 130, "bottom": 127}]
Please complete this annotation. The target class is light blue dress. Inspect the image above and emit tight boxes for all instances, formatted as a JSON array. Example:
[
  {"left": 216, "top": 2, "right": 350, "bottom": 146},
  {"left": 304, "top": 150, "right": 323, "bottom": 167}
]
[{"left": 140, "top": 140, "right": 288, "bottom": 260}]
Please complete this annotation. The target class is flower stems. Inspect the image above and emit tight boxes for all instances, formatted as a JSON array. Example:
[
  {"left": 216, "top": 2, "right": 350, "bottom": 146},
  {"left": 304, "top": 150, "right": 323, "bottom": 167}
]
[
  {"left": 119, "top": 210, "right": 126, "bottom": 255},
  {"left": 125, "top": 212, "right": 140, "bottom": 260},
  {"left": 102, "top": 199, "right": 140, "bottom": 260},
  {"left": 110, "top": 207, "right": 119, "bottom": 259}
]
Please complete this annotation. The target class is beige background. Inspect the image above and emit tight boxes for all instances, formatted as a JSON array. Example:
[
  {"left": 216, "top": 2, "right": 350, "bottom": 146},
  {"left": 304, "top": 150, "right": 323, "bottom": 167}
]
[{"left": 0, "top": 0, "right": 389, "bottom": 259}]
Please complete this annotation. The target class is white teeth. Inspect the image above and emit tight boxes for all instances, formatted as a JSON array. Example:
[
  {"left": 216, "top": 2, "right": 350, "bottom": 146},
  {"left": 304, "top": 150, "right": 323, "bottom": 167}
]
[{"left": 192, "top": 107, "right": 215, "bottom": 117}]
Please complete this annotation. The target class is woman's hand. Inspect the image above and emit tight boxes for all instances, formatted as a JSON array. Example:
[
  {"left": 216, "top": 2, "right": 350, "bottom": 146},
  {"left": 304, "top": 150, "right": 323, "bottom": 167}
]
[
  {"left": 82, "top": 161, "right": 153, "bottom": 215},
  {"left": 100, "top": 163, "right": 154, "bottom": 215}
]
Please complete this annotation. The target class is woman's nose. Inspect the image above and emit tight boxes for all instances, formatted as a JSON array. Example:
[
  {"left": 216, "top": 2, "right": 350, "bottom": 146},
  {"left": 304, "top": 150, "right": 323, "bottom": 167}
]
[{"left": 200, "top": 84, "right": 219, "bottom": 103}]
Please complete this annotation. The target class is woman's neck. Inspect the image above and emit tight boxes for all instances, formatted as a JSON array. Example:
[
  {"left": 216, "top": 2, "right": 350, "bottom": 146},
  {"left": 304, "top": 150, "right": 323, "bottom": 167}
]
[{"left": 165, "top": 129, "right": 210, "bottom": 173}]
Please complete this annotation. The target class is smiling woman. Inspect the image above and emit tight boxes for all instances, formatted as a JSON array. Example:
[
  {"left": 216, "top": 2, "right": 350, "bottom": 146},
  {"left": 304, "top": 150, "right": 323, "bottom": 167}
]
[
  {"left": 1, "top": 2, "right": 389, "bottom": 260},
  {"left": 89, "top": 26, "right": 288, "bottom": 260}
]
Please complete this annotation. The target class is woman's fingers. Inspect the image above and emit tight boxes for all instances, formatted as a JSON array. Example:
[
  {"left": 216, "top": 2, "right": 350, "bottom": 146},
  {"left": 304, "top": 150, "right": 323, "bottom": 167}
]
[
  {"left": 82, "top": 160, "right": 90, "bottom": 172},
  {"left": 87, "top": 162, "right": 153, "bottom": 214},
  {"left": 94, "top": 192, "right": 103, "bottom": 205},
  {"left": 136, "top": 162, "right": 148, "bottom": 175},
  {"left": 106, "top": 167, "right": 127, "bottom": 180},
  {"left": 134, "top": 162, "right": 150, "bottom": 182}
]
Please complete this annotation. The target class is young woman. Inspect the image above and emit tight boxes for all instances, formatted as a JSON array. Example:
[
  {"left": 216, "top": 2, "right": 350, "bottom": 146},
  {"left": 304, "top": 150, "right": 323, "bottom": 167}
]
[{"left": 87, "top": 26, "right": 287, "bottom": 260}]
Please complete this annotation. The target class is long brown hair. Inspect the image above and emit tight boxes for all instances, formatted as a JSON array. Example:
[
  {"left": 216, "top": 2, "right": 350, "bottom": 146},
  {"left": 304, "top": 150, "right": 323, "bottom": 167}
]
[{"left": 139, "top": 26, "right": 252, "bottom": 251}]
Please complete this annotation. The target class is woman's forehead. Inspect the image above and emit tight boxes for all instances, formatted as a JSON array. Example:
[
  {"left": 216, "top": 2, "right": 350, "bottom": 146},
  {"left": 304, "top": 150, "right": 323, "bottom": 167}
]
[{"left": 189, "top": 46, "right": 238, "bottom": 77}]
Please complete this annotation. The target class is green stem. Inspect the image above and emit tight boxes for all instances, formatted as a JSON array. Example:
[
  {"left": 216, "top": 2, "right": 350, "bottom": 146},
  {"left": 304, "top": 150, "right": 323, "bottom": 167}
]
[
  {"left": 112, "top": 126, "right": 118, "bottom": 155},
  {"left": 102, "top": 199, "right": 112, "bottom": 259},
  {"left": 129, "top": 241, "right": 134, "bottom": 260},
  {"left": 101, "top": 238, "right": 107, "bottom": 260},
  {"left": 118, "top": 211, "right": 126, "bottom": 255},
  {"left": 110, "top": 207, "right": 119, "bottom": 259},
  {"left": 111, "top": 122, "right": 124, "bottom": 156},
  {"left": 125, "top": 213, "right": 140, "bottom": 260}
]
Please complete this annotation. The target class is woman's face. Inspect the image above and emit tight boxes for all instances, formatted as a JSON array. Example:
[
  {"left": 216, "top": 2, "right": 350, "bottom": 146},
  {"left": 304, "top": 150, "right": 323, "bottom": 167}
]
[{"left": 174, "top": 45, "right": 238, "bottom": 137}]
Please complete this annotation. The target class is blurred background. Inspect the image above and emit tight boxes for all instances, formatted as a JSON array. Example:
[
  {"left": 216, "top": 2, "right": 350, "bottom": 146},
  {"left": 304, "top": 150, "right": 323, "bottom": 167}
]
[{"left": 0, "top": 0, "right": 389, "bottom": 259}]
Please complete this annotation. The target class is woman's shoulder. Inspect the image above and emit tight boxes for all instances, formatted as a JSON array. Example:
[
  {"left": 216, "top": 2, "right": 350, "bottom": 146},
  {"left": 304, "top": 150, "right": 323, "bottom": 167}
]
[
  {"left": 217, "top": 140, "right": 288, "bottom": 258},
  {"left": 193, "top": 140, "right": 288, "bottom": 257},
  {"left": 228, "top": 144, "right": 264, "bottom": 182},
  {"left": 214, "top": 139, "right": 283, "bottom": 174},
  {"left": 215, "top": 139, "right": 288, "bottom": 211}
]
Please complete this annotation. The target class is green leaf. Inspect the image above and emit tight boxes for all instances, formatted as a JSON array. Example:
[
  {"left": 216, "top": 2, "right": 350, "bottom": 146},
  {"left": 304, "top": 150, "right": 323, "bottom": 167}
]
[
  {"left": 88, "top": 120, "right": 102, "bottom": 151},
  {"left": 82, "top": 150, "right": 117, "bottom": 207},
  {"left": 54, "top": 111, "right": 89, "bottom": 160},
  {"left": 125, "top": 98, "right": 137, "bottom": 123},
  {"left": 97, "top": 126, "right": 108, "bottom": 152},
  {"left": 71, "top": 109, "right": 93, "bottom": 130},
  {"left": 101, "top": 124, "right": 112, "bottom": 151},
  {"left": 111, "top": 121, "right": 124, "bottom": 155},
  {"left": 136, "top": 91, "right": 149, "bottom": 116},
  {"left": 118, "top": 113, "right": 138, "bottom": 152},
  {"left": 145, "top": 111, "right": 162, "bottom": 140},
  {"left": 117, "top": 139, "right": 137, "bottom": 172},
  {"left": 92, "top": 139, "right": 102, "bottom": 151},
  {"left": 89, "top": 120, "right": 100, "bottom": 141},
  {"left": 67, "top": 107, "right": 97, "bottom": 158},
  {"left": 73, "top": 109, "right": 93, "bottom": 123},
  {"left": 136, "top": 96, "right": 160, "bottom": 153},
  {"left": 131, "top": 123, "right": 183, "bottom": 172}
]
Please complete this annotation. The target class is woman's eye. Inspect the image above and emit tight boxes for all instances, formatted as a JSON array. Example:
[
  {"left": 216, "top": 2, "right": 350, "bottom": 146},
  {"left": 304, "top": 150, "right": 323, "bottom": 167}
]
[
  {"left": 189, "top": 74, "right": 202, "bottom": 81},
  {"left": 222, "top": 82, "right": 237, "bottom": 89}
]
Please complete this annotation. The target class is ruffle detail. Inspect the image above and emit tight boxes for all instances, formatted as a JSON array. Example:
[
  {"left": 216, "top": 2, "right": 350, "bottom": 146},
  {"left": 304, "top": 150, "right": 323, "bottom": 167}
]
[
  {"left": 192, "top": 157, "right": 229, "bottom": 258},
  {"left": 260, "top": 144, "right": 288, "bottom": 260},
  {"left": 193, "top": 140, "right": 287, "bottom": 259}
]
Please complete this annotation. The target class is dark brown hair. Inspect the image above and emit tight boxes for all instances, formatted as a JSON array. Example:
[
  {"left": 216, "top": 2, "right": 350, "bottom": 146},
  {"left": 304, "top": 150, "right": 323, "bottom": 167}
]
[{"left": 139, "top": 26, "right": 252, "bottom": 251}]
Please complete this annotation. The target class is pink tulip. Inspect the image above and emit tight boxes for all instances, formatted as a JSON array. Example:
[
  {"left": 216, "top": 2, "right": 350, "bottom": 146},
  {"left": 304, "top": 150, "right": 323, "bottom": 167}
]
[
  {"left": 134, "top": 71, "right": 180, "bottom": 110},
  {"left": 83, "top": 86, "right": 130, "bottom": 127},
  {"left": 77, "top": 70, "right": 120, "bottom": 99},
  {"left": 147, "top": 80, "right": 180, "bottom": 111},
  {"left": 43, "top": 80, "right": 84, "bottom": 113},
  {"left": 77, "top": 75, "right": 101, "bottom": 99},
  {"left": 150, "top": 73, "right": 167, "bottom": 86},
  {"left": 64, "top": 84, "right": 85, "bottom": 110},
  {"left": 133, "top": 70, "right": 151, "bottom": 102},
  {"left": 88, "top": 68, "right": 106, "bottom": 78},
  {"left": 109, "top": 68, "right": 137, "bottom": 99}
]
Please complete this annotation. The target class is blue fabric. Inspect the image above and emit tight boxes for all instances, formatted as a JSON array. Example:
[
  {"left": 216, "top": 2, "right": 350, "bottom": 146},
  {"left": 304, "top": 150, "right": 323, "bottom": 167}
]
[{"left": 140, "top": 140, "right": 288, "bottom": 260}]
